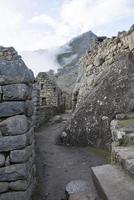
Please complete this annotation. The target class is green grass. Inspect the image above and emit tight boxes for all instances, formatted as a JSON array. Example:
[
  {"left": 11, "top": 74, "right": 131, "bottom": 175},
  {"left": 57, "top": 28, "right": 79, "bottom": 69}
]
[
  {"left": 118, "top": 119, "right": 134, "bottom": 127},
  {"left": 85, "top": 146, "right": 111, "bottom": 164}
]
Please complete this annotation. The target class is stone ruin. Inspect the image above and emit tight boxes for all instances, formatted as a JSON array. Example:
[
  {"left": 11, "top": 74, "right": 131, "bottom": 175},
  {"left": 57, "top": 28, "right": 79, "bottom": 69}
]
[
  {"left": 0, "top": 46, "right": 36, "bottom": 200},
  {"left": 33, "top": 72, "right": 65, "bottom": 127},
  {"left": 37, "top": 72, "right": 64, "bottom": 107}
]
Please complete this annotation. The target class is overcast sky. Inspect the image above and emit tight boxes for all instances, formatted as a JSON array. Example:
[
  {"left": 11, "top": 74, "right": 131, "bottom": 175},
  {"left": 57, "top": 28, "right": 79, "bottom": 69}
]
[{"left": 0, "top": 0, "right": 134, "bottom": 51}]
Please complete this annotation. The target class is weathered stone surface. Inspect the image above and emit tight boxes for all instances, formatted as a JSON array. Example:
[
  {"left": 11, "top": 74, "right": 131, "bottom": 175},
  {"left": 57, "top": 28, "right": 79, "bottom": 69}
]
[
  {"left": 92, "top": 164, "right": 134, "bottom": 200},
  {"left": 0, "top": 153, "right": 5, "bottom": 167},
  {"left": 0, "top": 46, "right": 35, "bottom": 200},
  {"left": 0, "top": 182, "right": 9, "bottom": 193},
  {"left": 111, "top": 119, "right": 134, "bottom": 147},
  {"left": 93, "top": 56, "right": 104, "bottom": 67},
  {"left": 65, "top": 31, "right": 134, "bottom": 149},
  {"left": 0, "top": 102, "right": 25, "bottom": 118},
  {"left": 9, "top": 179, "right": 29, "bottom": 191},
  {"left": 0, "top": 134, "right": 27, "bottom": 152},
  {"left": 0, "top": 163, "right": 28, "bottom": 181},
  {"left": 0, "top": 181, "right": 34, "bottom": 200},
  {"left": 66, "top": 180, "right": 97, "bottom": 200},
  {"left": 10, "top": 145, "right": 32, "bottom": 163},
  {"left": 0, "top": 59, "right": 34, "bottom": 85},
  {"left": 0, "top": 115, "right": 29, "bottom": 136},
  {"left": 66, "top": 180, "right": 90, "bottom": 195},
  {"left": 2, "top": 84, "right": 32, "bottom": 101}
]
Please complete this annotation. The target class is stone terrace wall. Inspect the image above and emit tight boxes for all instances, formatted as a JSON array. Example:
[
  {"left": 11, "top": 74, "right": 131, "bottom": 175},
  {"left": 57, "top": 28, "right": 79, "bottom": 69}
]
[{"left": 0, "top": 46, "right": 35, "bottom": 200}]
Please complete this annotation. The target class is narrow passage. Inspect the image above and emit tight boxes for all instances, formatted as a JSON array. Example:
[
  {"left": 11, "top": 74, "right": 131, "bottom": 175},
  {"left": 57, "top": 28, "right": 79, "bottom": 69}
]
[{"left": 32, "top": 113, "right": 106, "bottom": 200}]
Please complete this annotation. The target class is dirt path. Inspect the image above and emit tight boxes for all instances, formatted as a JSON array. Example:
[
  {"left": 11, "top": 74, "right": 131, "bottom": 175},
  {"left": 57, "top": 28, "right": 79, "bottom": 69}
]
[{"left": 32, "top": 113, "right": 106, "bottom": 200}]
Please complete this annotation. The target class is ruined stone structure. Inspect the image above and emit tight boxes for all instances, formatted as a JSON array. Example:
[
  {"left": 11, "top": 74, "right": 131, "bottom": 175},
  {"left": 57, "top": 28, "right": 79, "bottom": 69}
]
[
  {"left": 37, "top": 72, "right": 64, "bottom": 107},
  {"left": 64, "top": 25, "right": 134, "bottom": 149},
  {"left": 0, "top": 46, "right": 35, "bottom": 200},
  {"left": 92, "top": 112, "right": 134, "bottom": 199},
  {"left": 34, "top": 72, "right": 65, "bottom": 126}
]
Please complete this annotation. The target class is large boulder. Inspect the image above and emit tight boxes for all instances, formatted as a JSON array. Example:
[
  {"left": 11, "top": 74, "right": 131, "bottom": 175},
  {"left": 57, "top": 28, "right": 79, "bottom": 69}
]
[{"left": 65, "top": 26, "right": 134, "bottom": 149}]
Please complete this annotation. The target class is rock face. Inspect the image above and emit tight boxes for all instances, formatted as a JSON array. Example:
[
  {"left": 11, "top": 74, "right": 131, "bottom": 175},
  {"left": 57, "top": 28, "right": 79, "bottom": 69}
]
[
  {"left": 55, "top": 31, "right": 98, "bottom": 102},
  {"left": 65, "top": 25, "right": 134, "bottom": 149},
  {"left": 0, "top": 46, "right": 35, "bottom": 200}
]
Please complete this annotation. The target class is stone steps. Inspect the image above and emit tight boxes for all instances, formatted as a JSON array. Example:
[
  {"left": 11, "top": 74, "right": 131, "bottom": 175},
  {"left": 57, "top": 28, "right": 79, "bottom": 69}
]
[
  {"left": 91, "top": 115, "right": 134, "bottom": 199},
  {"left": 112, "top": 146, "right": 134, "bottom": 177},
  {"left": 111, "top": 118, "right": 134, "bottom": 147},
  {"left": 91, "top": 164, "right": 134, "bottom": 200}
]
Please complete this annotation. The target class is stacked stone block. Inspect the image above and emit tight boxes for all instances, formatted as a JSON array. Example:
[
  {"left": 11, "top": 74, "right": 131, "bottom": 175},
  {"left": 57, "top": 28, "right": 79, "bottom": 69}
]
[
  {"left": 34, "top": 72, "right": 65, "bottom": 127},
  {"left": 0, "top": 46, "right": 35, "bottom": 200},
  {"left": 36, "top": 72, "right": 64, "bottom": 107}
]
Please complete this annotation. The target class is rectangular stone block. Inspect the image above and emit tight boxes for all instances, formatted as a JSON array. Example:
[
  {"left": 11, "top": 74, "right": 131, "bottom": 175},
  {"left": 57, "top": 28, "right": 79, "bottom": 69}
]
[
  {"left": 10, "top": 145, "right": 32, "bottom": 163},
  {"left": 0, "top": 115, "right": 30, "bottom": 136},
  {"left": 9, "top": 179, "right": 29, "bottom": 191},
  {"left": 0, "top": 181, "right": 34, "bottom": 200},
  {"left": 0, "top": 102, "right": 25, "bottom": 118},
  {"left": 0, "top": 182, "right": 9, "bottom": 193},
  {"left": 2, "top": 84, "right": 32, "bottom": 101},
  {"left": 0, "top": 163, "right": 28, "bottom": 181},
  {"left": 0, "top": 134, "right": 27, "bottom": 152}
]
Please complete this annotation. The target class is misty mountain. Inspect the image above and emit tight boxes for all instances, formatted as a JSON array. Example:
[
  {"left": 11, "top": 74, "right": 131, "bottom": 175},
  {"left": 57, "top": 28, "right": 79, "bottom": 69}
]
[{"left": 21, "top": 31, "right": 99, "bottom": 96}]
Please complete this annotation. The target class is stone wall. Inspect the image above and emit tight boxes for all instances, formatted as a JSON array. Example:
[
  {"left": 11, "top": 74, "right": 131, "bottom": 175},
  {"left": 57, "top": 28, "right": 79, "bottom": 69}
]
[
  {"left": 0, "top": 46, "right": 35, "bottom": 199},
  {"left": 32, "top": 72, "right": 65, "bottom": 128},
  {"left": 37, "top": 72, "right": 64, "bottom": 107},
  {"left": 64, "top": 24, "right": 134, "bottom": 149}
]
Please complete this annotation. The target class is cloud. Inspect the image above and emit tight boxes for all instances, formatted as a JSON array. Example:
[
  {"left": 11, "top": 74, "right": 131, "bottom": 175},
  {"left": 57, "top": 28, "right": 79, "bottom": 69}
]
[
  {"left": 28, "top": 0, "right": 134, "bottom": 45},
  {"left": 0, "top": 0, "right": 134, "bottom": 52},
  {"left": 29, "top": 14, "right": 57, "bottom": 28},
  {"left": 0, "top": 1, "right": 22, "bottom": 31},
  {"left": 60, "top": 0, "right": 134, "bottom": 33}
]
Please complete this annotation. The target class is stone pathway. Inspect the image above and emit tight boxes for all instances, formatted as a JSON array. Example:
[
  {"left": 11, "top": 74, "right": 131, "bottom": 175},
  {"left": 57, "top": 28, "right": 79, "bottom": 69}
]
[{"left": 32, "top": 113, "right": 105, "bottom": 200}]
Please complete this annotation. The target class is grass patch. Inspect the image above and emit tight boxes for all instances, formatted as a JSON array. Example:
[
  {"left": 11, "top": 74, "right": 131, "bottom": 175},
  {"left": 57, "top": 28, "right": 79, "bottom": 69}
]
[
  {"left": 85, "top": 146, "right": 111, "bottom": 164},
  {"left": 118, "top": 119, "right": 134, "bottom": 127}
]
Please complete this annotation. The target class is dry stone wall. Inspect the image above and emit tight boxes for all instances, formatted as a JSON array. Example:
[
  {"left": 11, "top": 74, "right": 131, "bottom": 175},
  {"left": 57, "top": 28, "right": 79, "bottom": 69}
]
[
  {"left": 0, "top": 46, "right": 35, "bottom": 200},
  {"left": 65, "top": 25, "right": 134, "bottom": 149},
  {"left": 33, "top": 72, "right": 65, "bottom": 127}
]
